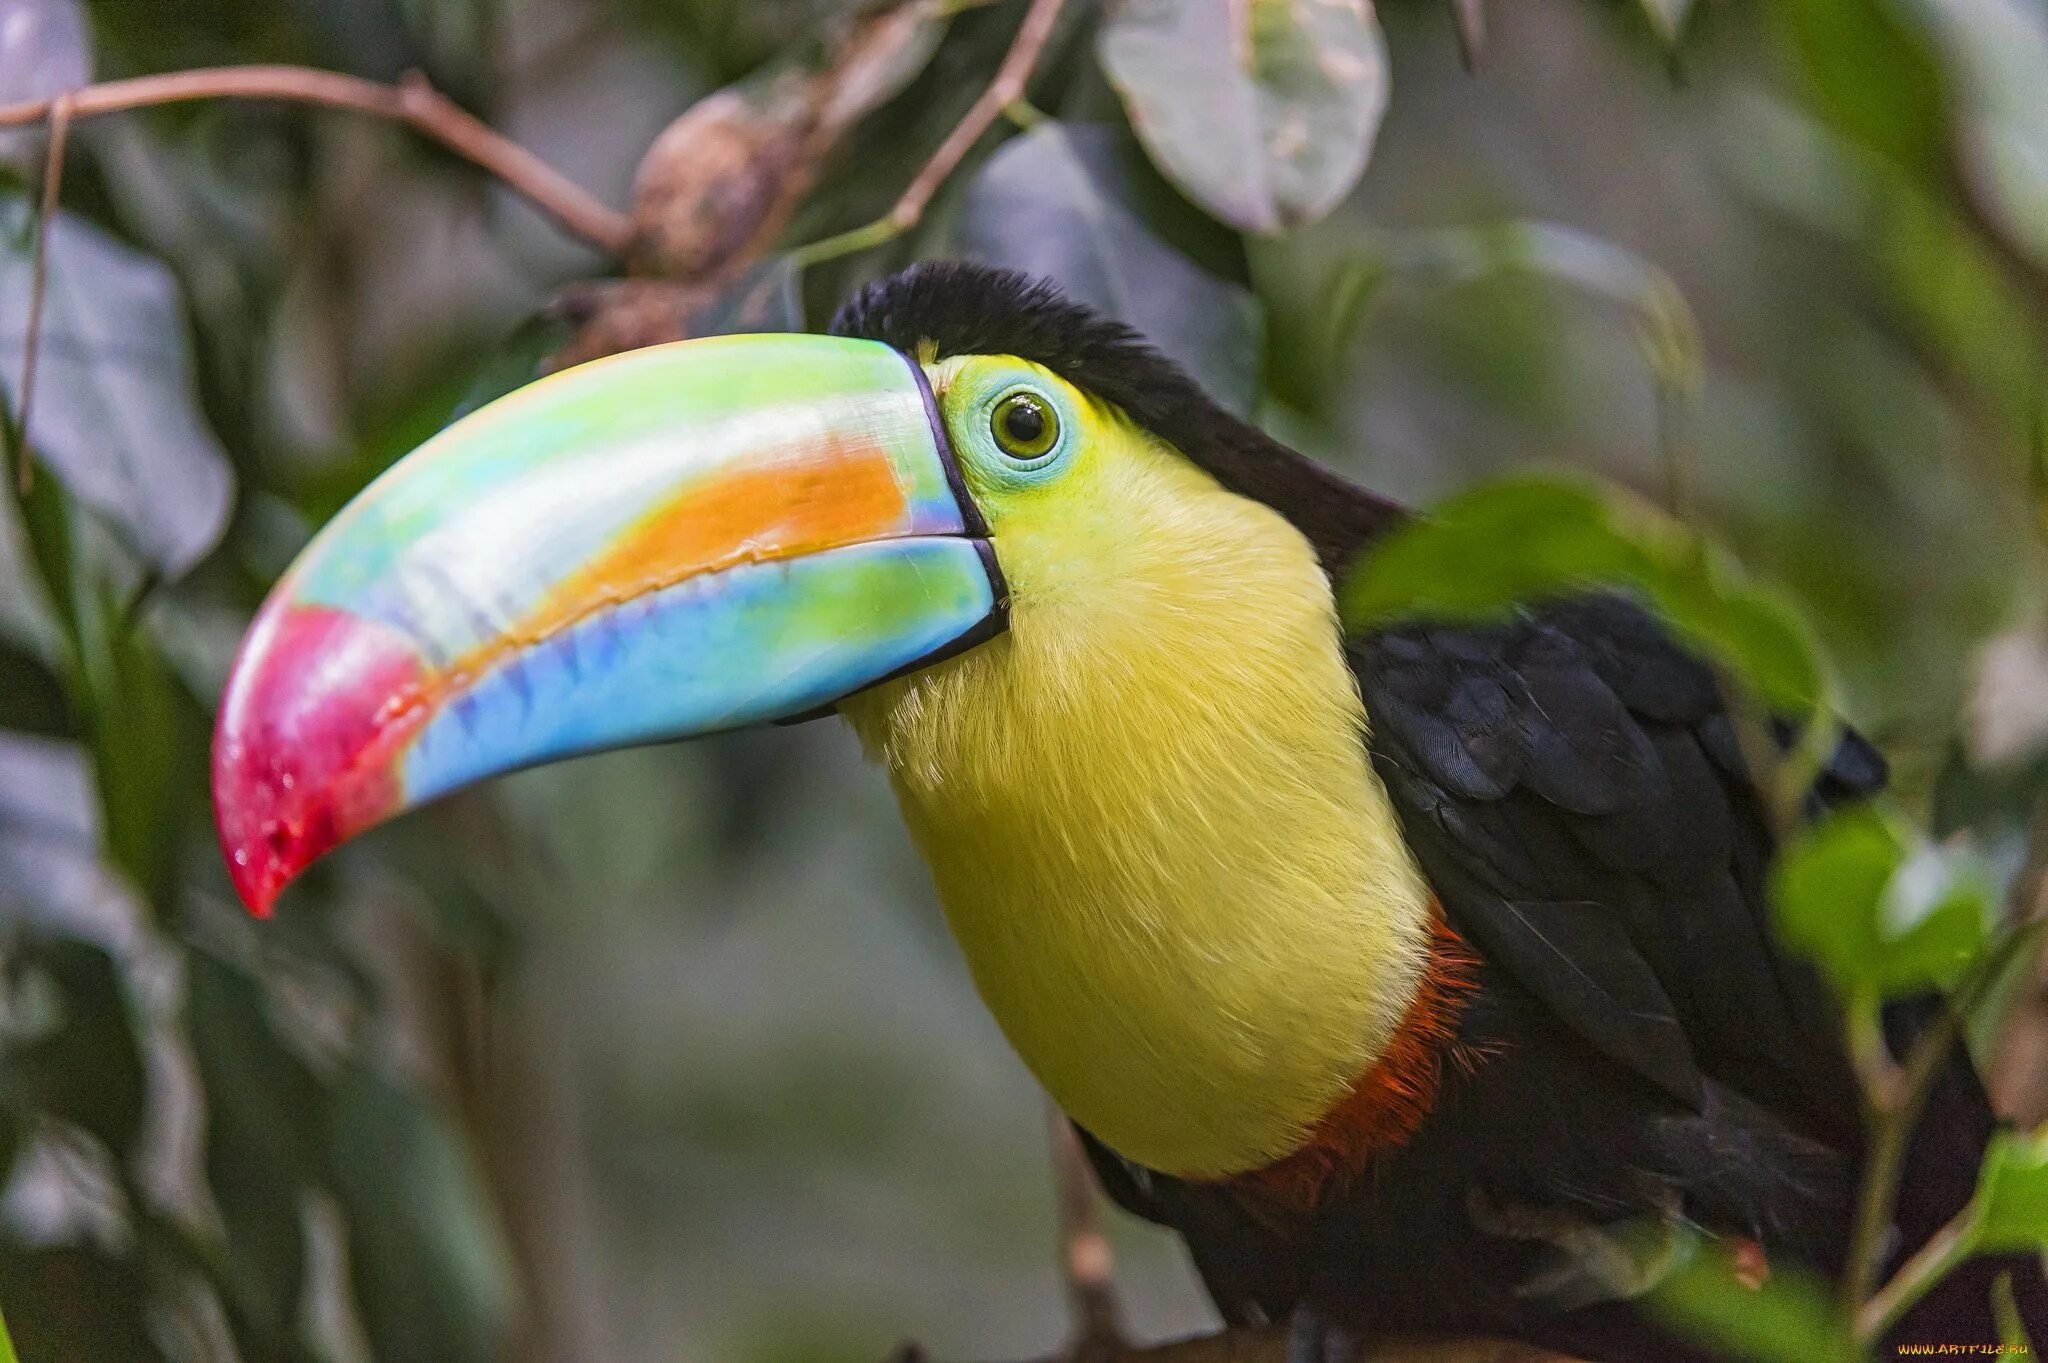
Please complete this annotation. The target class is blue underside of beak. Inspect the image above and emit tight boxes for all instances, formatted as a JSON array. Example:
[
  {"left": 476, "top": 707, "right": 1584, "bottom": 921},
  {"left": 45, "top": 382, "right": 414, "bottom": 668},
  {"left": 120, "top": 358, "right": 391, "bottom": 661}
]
[{"left": 401, "top": 537, "right": 997, "bottom": 804}]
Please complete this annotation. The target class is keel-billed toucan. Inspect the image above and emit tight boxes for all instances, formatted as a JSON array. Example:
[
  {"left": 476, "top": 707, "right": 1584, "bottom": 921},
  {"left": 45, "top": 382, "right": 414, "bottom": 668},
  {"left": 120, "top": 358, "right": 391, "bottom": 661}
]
[{"left": 211, "top": 264, "right": 2045, "bottom": 1359}]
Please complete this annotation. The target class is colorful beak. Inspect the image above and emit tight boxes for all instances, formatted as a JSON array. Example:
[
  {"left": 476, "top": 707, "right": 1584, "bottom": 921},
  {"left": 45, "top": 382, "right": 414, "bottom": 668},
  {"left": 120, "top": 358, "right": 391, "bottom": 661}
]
[{"left": 213, "top": 333, "right": 1003, "bottom": 915}]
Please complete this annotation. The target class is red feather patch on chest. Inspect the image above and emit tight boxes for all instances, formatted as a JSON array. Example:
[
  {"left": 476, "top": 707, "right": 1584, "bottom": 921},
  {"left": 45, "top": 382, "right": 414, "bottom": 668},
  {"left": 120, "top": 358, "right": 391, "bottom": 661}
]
[{"left": 1223, "top": 911, "right": 1479, "bottom": 1214}]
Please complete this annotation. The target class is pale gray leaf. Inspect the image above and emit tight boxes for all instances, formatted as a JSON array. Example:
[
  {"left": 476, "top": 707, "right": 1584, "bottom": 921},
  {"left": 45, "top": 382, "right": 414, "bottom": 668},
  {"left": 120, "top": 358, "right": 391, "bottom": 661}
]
[
  {"left": 1098, "top": 0, "right": 1388, "bottom": 233},
  {"left": 0, "top": 0, "right": 91, "bottom": 165},
  {"left": 0, "top": 0, "right": 89, "bottom": 103},
  {"left": 0, "top": 196, "right": 234, "bottom": 576}
]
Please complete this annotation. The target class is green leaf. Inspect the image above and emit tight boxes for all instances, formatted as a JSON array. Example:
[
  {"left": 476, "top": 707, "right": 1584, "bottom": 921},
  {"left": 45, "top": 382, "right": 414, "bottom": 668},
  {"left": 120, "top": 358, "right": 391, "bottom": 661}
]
[
  {"left": 1993, "top": 1269, "right": 2036, "bottom": 1353},
  {"left": 78, "top": 593, "right": 205, "bottom": 905},
  {"left": 954, "top": 122, "right": 1263, "bottom": 415},
  {"left": 1923, "top": 0, "right": 2048, "bottom": 269},
  {"left": 1639, "top": 0, "right": 1695, "bottom": 46},
  {"left": 1662, "top": 573, "right": 1824, "bottom": 733},
  {"left": 1341, "top": 477, "right": 1654, "bottom": 623},
  {"left": 1340, "top": 473, "right": 1827, "bottom": 714},
  {"left": 5, "top": 938, "right": 147, "bottom": 1159},
  {"left": 0, "top": 192, "right": 233, "bottom": 577},
  {"left": 1771, "top": 804, "right": 1992, "bottom": 999},
  {"left": 1876, "top": 841, "right": 1998, "bottom": 989},
  {"left": 1975, "top": 1130, "right": 2048, "bottom": 1251},
  {"left": 0, "top": 637, "right": 64, "bottom": 735},
  {"left": 1770, "top": 0, "right": 1947, "bottom": 184},
  {"left": 0, "top": 1246, "right": 162, "bottom": 1362},
  {"left": 1097, "top": 0, "right": 1388, "bottom": 233},
  {"left": 1771, "top": 805, "right": 1904, "bottom": 999},
  {"left": 326, "top": 1066, "right": 517, "bottom": 1363},
  {"left": 187, "top": 952, "right": 324, "bottom": 1353},
  {"left": 2, "top": 393, "right": 77, "bottom": 651},
  {"left": 1650, "top": 1243, "right": 1853, "bottom": 1363}
]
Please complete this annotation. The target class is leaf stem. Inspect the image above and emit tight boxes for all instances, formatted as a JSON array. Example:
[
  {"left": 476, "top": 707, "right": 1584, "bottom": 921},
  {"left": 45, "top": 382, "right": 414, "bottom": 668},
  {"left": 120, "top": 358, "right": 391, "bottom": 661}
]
[
  {"left": 0, "top": 67, "right": 631, "bottom": 254},
  {"left": 788, "top": 216, "right": 905, "bottom": 270},
  {"left": 1003, "top": 96, "right": 1049, "bottom": 131}
]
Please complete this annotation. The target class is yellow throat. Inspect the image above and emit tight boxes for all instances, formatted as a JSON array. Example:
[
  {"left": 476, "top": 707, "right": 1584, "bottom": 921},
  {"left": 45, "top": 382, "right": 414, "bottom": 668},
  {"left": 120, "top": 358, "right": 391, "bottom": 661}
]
[{"left": 841, "top": 367, "right": 1434, "bottom": 1180}]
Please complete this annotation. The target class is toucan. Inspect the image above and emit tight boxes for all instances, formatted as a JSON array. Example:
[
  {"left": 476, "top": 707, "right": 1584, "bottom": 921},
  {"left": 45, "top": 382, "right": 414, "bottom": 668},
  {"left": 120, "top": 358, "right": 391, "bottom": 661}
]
[{"left": 210, "top": 263, "right": 2044, "bottom": 1360}]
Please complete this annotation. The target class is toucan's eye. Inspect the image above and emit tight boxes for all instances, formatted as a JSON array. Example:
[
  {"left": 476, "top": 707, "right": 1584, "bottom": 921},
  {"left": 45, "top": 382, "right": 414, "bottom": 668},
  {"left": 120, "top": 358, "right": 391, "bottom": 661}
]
[{"left": 990, "top": 391, "right": 1059, "bottom": 462}]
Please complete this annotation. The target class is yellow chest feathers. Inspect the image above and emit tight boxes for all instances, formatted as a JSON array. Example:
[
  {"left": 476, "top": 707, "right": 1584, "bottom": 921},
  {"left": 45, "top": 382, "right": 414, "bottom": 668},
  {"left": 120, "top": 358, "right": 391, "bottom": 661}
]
[{"left": 839, "top": 437, "right": 1433, "bottom": 1179}]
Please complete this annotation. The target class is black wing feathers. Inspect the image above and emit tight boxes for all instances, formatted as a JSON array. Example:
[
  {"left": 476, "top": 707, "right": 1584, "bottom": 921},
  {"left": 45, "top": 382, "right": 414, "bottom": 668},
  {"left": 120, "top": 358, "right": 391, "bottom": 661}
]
[{"left": 1355, "top": 595, "right": 1874, "bottom": 1141}]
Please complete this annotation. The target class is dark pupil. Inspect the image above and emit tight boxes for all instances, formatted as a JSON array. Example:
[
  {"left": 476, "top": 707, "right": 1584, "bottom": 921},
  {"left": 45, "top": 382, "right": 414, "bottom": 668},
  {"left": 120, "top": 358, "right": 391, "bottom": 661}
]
[{"left": 1001, "top": 397, "right": 1048, "bottom": 449}]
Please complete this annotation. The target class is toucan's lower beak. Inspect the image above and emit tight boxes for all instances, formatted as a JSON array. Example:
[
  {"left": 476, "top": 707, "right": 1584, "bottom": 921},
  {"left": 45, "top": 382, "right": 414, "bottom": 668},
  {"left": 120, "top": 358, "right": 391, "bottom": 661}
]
[{"left": 213, "top": 333, "right": 1003, "bottom": 915}]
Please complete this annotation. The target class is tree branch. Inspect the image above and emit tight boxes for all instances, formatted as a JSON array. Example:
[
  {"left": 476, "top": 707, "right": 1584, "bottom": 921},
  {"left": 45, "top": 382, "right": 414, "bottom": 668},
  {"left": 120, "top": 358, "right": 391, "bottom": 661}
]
[
  {"left": 1049, "top": 1107, "right": 1123, "bottom": 1358},
  {"left": 900, "top": 1330, "right": 1579, "bottom": 1362},
  {"left": 0, "top": 66, "right": 632, "bottom": 255},
  {"left": 794, "top": 0, "right": 1066, "bottom": 267}
]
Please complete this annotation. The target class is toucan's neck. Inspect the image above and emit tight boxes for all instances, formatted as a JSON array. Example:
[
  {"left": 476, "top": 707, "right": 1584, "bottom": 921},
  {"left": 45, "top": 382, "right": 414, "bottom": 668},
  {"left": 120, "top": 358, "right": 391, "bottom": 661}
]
[{"left": 840, "top": 461, "right": 1435, "bottom": 1179}]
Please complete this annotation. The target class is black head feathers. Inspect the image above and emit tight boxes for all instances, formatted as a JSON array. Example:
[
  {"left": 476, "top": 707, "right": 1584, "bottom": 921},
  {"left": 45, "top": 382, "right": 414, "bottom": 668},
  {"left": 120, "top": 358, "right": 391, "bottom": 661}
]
[{"left": 828, "top": 262, "right": 1403, "bottom": 572}]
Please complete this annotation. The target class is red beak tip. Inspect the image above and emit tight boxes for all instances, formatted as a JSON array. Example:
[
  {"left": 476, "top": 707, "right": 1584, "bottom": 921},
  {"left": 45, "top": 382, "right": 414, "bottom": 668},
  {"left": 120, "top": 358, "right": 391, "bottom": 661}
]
[
  {"left": 212, "top": 602, "right": 424, "bottom": 921},
  {"left": 214, "top": 784, "right": 342, "bottom": 919},
  {"left": 223, "top": 847, "right": 286, "bottom": 918}
]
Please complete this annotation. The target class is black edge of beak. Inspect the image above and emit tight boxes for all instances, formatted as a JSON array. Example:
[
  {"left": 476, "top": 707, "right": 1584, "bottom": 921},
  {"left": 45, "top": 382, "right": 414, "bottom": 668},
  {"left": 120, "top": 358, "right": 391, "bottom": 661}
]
[{"left": 774, "top": 351, "right": 1011, "bottom": 727}]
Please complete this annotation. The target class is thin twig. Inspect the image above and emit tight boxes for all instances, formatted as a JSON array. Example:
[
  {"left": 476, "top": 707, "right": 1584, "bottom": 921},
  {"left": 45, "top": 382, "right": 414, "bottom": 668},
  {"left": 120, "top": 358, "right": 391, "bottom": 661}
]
[
  {"left": 17, "top": 91, "right": 72, "bottom": 495},
  {"left": 894, "top": 0, "right": 1062, "bottom": 226},
  {"left": 0, "top": 67, "right": 632, "bottom": 254},
  {"left": 794, "top": 0, "right": 1066, "bottom": 268},
  {"left": 1839, "top": 994, "right": 1969, "bottom": 1314},
  {"left": 1050, "top": 1106, "right": 1123, "bottom": 1358},
  {"left": 1856, "top": 1200, "right": 1982, "bottom": 1342}
]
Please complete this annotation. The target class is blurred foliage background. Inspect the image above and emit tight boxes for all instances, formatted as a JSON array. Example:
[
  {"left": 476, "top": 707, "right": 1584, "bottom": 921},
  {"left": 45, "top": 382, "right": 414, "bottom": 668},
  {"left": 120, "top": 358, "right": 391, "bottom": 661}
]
[{"left": 0, "top": 0, "right": 2046, "bottom": 1359}]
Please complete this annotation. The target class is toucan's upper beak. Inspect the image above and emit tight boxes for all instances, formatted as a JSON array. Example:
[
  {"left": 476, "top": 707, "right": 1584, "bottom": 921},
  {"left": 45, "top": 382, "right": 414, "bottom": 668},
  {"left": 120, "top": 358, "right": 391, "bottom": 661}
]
[{"left": 213, "top": 333, "right": 1003, "bottom": 915}]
